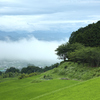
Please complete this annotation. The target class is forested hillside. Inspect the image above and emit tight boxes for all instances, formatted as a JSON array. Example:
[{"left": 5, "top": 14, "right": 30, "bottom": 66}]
[
  {"left": 69, "top": 21, "right": 100, "bottom": 47},
  {"left": 55, "top": 20, "right": 100, "bottom": 67}
]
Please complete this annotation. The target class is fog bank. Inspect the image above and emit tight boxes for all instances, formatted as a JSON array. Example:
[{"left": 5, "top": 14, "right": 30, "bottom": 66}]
[{"left": 0, "top": 37, "right": 68, "bottom": 67}]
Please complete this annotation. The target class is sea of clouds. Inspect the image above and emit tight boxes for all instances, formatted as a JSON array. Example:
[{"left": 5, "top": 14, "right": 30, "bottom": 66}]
[{"left": 0, "top": 36, "right": 68, "bottom": 68}]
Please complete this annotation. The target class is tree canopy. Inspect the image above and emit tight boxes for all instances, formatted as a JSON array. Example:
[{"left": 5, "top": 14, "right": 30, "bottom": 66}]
[
  {"left": 68, "top": 47, "right": 100, "bottom": 67},
  {"left": 55, "top": 42, "right": 84, "bottom": 61},
  {"left": 69, "top": 21, "right": 100, "bottom": 47},
  {"left": 5, "top": 67, "right": 20, "bottom": 73}
]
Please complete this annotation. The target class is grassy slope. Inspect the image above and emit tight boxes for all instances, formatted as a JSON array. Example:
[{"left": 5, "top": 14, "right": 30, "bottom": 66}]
[
  {"left": 0, "top": 61, "right": 100, "bottom": 100},
  {"left": 0, "top": 76, "right": 79, "bottom": 100},
  {"left": 50, "top": 62, "right": 100, "bottom": 80},
  {"left": 37, "top": 77, "right": 100, "bottom": 100}
]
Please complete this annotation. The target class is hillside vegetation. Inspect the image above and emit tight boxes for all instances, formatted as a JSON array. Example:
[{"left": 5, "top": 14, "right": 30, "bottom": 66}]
[
  {"left": 1, "top": 62, "right": 100, "bottom": 100},
  {"left": 50, "top": 62, "right": 100, "bottom": 80},
  {"left": 55, "top": 20, "right": 100, "bottom": 67},
  {"left": 69, "top": 20, "right": 100, "bottom": 47}
]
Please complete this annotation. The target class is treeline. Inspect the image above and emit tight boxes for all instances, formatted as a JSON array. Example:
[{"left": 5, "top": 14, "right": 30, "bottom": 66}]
[
  {"left": 20, "top": 63, "right": 59, "bottom": 74},
  {"left": 0, "top": 63, "right": 59, "bottom": 79},
  {"left": 55, "top": 20, "right": 100, "bottom": 67}
]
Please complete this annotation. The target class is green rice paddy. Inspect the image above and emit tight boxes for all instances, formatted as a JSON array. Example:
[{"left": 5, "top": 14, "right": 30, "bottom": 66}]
[{"left": 1, "top": 62, "right": 100, "bottom": 100}]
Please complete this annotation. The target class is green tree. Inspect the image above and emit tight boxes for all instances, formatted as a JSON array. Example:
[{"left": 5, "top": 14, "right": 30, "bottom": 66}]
[
  {"left": 21, "top": 65, "right": 42, "bottom": 74},
  {"left": 68, "top": 47, "right": 100, "bottom": 67},
  {"left": 55, "top": 43, "right": 68, "bottom": 61},
  {"left": 0, "top": 71, "right": 2, "bottom": 75},
  {"left": 5, "top": 67, "right": 20, "bottom": 73},
  {"left": 55, "top": 42, "right": 84, "bottom": 61}
]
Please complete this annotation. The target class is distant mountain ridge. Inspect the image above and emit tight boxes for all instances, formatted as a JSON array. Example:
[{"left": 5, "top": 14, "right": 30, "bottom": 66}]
[{"left": 0, "top": 30, "right": 71, "bottom": 41}]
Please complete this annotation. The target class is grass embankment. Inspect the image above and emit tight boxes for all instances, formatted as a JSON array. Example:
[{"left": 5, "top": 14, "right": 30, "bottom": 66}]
[
  {"left": 49, "top": 62, "right": 100, "bottom": 80},
  {"left": 0, "top": 61, "right": 100, "bottom": 100}
]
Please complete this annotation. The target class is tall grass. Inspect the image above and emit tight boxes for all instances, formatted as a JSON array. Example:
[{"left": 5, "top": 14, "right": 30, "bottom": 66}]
[{"left": 52, "top": 62, "right": 100, "bottom": 80}]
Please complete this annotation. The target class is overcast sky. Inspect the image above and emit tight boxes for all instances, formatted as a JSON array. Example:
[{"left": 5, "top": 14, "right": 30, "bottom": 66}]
[{"left": 0, "top": 0, "right": 100, "bottom": 32}]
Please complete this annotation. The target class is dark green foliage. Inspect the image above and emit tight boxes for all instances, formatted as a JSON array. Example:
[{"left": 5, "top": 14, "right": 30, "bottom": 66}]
[
  {"left": 55, "top": 42, "right": 84, "bottom": 61},
  {"left": 55, "top": 43, "right": 68, "bottom": 61},
  {"left": 69, "top": 21, "right": 100, "bottom": 47},
  {"left": 56, "top": 43, "right": 100, "bottom": 67},
  {"left": 0, "top": 71, "right": 2, "bottom": 75},
  {"left": 1, "top": 72, "right": 20, "bottom": 78},
  {"left": 28, "top": 72, "right": 38, "bottom": 77},
  {"left": 1, "top": 67, "right": 20, "bottom": 78},
  {"left": 21, "top": 63, "right": 59, "bottom": 74},
  {"left": 43, "top": 74, "right": 53, "bottom": 80},
  {"left": 21, "top": 65, "right": 42, "bottom": 74},
  {"left": 68, "top": 47, "right": 100, "bottom": 67},
  {"left": 5, "top": 67, "right": 20, "bottom": 73},
  {"left": 18, "top": 73, "right": 29, "bottom": 79},
  {"left": 18, "top": 72, "right": 39, "bottom": 79},
  {"left": 56, "top": 20, "right": 100, "bottom": 67},
  {"left": 2, "top": 73, "right": 8, "bottom": 78},
  {"left": 64, "top": 66, "right": 67, "bottom": 69},
  {"left": 0, "top": 63, "right": 59, "bottom": 79},
  {"left": 43, "top": 63, "right": 59, "bottom": 72}
]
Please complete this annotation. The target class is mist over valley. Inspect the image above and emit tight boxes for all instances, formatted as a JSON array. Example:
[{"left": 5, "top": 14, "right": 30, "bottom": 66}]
[{"left": 0, "top": 32, "right": 68, "bottom": 70}]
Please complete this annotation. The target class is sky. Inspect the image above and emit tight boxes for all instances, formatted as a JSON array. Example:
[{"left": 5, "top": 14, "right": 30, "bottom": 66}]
[
  {"left": 0, "top": 0, "right": 100, "bottom": 32},
  {"left": 0, "top": 0, "right": 100, "bottom": 67}
]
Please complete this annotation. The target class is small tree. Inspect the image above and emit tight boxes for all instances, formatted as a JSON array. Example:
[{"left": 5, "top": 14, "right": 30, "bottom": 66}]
[
  {"left": 55, "top": 43, "right": 70, "bottom": 61},
  {"left": 55, "top": 42, "right": 84, "bottom": 61}
]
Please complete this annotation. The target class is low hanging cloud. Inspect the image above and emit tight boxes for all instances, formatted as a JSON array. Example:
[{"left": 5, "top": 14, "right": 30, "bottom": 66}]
[{"left": 0, "top": 36, "right": 68, "bottom": 66}]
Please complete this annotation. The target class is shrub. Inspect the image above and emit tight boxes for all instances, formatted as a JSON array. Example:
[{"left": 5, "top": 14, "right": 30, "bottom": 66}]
[
  {"left": 43, "top": 74, "right": 53, "bottom": 80},
  {"left": 58, "top": 69, "right": 67, "bottom": 75},
  {"left": 18, "top": 73, "right": 29, "bottom": 79},
  {"left": 28, "top": 72, "right": 38, "bottom": 77},
  {"left": 52, "top": 68, "right": 59, "bottom": 73}
]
